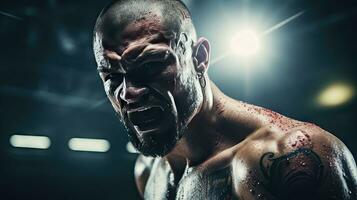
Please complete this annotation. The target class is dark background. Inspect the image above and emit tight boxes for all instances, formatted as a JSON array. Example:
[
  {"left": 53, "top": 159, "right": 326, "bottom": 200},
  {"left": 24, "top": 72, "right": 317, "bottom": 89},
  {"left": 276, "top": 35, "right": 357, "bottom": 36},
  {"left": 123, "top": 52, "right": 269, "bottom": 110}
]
[{"left": 0, "top": 0, "right": 356, "bottom": 199}]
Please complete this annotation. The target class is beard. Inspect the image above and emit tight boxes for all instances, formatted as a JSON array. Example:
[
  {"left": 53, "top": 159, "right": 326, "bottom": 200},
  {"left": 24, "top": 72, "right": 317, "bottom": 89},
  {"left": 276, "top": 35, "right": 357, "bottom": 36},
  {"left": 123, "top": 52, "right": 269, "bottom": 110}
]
[
  {"left": 119, "top": 85, "right": 201, "bottom": 157},
  {"left": 121, "top": 101, "right": 183, "bottom": 156},
  {"left": 126, "top": 120, "right": 180, "bottom": 157}
]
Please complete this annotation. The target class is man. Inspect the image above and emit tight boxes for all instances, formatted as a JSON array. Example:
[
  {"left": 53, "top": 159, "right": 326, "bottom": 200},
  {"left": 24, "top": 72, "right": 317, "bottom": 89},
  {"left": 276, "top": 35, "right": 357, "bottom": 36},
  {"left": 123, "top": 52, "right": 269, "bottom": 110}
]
[{"left": 93, "top": 0, "right": 357, "bottom": 199}]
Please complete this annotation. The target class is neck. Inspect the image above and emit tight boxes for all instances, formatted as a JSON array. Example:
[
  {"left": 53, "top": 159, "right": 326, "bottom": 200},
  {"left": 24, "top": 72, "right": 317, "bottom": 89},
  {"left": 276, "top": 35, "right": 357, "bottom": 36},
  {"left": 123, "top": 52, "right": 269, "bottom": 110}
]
[{"left": 165, "top": 80, "right": 266, "bottom": 177}]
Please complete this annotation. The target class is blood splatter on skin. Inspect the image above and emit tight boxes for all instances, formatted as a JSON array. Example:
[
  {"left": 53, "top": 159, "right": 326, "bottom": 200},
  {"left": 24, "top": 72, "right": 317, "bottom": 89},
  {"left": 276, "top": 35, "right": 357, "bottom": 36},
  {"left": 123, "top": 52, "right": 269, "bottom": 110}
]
[
  {"left": 245, "top": 105, "right": 304, "bottom": 133},
  {"left": 289, "top": 131, "right": 313, "bottom": 148},
  {"left": 119, "top": 13, "right": 163, "bottom": 45},
  {"left": 133, "top": 14, "right": 161, "bottom": 32}
]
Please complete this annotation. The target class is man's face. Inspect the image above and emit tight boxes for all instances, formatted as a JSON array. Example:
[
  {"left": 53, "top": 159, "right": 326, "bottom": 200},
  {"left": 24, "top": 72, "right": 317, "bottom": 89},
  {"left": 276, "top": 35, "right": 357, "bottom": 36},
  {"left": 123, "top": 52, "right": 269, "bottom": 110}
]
[{"left": 94, "top": 14, "right": 203, "bottom": 156}]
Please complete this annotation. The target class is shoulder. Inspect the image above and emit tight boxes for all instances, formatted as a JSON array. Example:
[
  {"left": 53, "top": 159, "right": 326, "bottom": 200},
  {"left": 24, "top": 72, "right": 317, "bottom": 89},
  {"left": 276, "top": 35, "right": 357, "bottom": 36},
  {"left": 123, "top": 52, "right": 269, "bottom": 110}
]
[
  {"left": 231, "top": 122, "right": 357, "bottom": 200},
  {"left": 134, "top": 155, "right": 156, "bottom": 198}
]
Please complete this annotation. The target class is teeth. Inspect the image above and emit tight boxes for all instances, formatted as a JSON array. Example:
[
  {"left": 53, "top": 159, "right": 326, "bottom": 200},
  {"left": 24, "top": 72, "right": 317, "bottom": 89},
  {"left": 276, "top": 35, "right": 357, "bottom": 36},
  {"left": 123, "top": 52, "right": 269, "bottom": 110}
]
[
  {"left": 134, "top": 126, "right": 161, "bottom": 135},
  {"left": 127, "top": 107, "right": 148, "bottom": 114},
  {"left": 127, "top": 106, "right": 163, "bottom": 113},
  {"left": 128, "top": 105, "right": 165, "bottom": 132},
  {"left": 137, "top": 107, "right": 151, "bottom": 112}
]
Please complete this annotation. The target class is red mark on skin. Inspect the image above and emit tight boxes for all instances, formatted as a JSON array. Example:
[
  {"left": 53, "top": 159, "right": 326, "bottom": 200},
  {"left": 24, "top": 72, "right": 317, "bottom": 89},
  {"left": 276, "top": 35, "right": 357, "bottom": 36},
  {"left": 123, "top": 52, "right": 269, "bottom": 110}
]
[
  {"left": 121, "top": 13, "right": 163, "bottom": 42},
  {"left": 133, "top": 14, "right": 161, "bottom": 33},
  {"left": 290, "top": 131, "right": 312, "bottom": 148},
  {"left": 244, "top": 104, "right": 305, "bottom": 133},
  {"left": 303, "top": 122, "right": 317, "bottom": 128},
  {"left": 292, "top": 141, "right": 297, "bottom": 147},
  {"left": 303, "top": 133, "right": 311, "bottom": 142},
  {"left": 253, "top": 106, "right": 298, "bottom": 132},
  {"left": 255, "top": 107, "right": 281, "bottom": 121}
]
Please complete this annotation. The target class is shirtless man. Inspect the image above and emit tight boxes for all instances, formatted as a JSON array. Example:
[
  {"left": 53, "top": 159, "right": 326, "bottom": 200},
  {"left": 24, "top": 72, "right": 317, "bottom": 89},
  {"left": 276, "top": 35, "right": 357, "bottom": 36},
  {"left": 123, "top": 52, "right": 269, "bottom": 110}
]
[{"left": 92, "top": 0, "right": 357, "bottom": 199}]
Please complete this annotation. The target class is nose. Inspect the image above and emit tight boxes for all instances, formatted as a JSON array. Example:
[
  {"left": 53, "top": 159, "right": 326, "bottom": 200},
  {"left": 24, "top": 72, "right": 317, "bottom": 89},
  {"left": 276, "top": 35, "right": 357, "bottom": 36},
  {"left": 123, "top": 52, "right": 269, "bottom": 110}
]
[{"left": 120, "top": 78, "right": 149, "bottom": 104}]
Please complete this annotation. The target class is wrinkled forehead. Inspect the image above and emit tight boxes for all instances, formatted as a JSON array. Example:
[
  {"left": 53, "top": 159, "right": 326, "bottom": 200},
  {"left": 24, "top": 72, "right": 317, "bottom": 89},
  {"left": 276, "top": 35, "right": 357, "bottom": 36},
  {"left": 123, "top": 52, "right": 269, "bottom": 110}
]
[{"left": 96, "top": 3, "right": 178, "bottom": 53}]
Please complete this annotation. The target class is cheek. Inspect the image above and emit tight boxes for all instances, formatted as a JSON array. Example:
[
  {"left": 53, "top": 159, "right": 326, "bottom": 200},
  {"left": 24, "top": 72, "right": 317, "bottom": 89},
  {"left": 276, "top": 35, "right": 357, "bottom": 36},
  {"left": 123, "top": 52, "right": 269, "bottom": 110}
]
[
  {"left": 154, "top": 64, "right": 178, "bottom": 92},
  {"left": 104, "top": 81, "right": 123, "bottom": 113},
  {"left": 103, "top": 80, "right": 112, "bottom": 95},
  {"left": 173, "top": 68, "right": 202, "bottom": 108}
]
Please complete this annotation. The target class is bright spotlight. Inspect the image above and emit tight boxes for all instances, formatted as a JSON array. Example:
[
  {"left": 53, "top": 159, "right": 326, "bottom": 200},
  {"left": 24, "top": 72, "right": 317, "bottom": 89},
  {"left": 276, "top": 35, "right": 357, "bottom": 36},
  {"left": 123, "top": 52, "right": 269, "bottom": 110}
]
[
  {"left": 10, "top": 135, "right": 51, "bottom": 149},
  {"left": 317, "top": 83, "right": 354, "bottom": 107},
  {"left": 68, "top": 138, "right": 110, "bottom": 152},
  {"left": 230, "top": 30, "right": 260, "bottom": 57}
]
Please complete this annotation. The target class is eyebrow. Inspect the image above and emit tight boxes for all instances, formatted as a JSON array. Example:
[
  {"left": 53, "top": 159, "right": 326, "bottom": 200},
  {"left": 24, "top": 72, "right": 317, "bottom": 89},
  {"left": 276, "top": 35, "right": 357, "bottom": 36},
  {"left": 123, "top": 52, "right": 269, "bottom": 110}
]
[{"left": 98, "top": 32, "right": 174, "bottom": 74}]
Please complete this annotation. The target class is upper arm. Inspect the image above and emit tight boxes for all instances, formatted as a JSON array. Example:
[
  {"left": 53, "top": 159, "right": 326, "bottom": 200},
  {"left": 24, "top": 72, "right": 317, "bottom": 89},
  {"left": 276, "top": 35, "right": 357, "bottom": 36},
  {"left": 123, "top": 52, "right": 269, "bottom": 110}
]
[
  {"left": 264, "top": 128, "right": 356, "bottom": 199},
  {"left": 233, "top": 126, "right": 357, "bottom": 200},
  {"left": 134, "top": 155, "right": 155, "bottom": 198},
  {"left": 313, "top": 131, "right": 357, "bottom": 200}
]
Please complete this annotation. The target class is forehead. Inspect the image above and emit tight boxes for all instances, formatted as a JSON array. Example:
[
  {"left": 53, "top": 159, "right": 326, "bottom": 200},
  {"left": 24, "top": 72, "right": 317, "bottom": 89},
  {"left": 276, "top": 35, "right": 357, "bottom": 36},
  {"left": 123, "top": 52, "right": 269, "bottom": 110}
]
[{"left": 98, "top": 5, "right": 175, "bottom": 52}]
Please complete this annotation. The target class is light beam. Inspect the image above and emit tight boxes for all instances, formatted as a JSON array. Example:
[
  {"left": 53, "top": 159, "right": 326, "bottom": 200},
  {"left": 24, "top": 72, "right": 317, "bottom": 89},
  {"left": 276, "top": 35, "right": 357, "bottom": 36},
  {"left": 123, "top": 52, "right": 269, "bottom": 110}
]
[
  {"left": 210, "top": 11, "right": 305, "bottom": 65},
  {"left": 0, "top": 11, "right": 23, "bottom": 21}
]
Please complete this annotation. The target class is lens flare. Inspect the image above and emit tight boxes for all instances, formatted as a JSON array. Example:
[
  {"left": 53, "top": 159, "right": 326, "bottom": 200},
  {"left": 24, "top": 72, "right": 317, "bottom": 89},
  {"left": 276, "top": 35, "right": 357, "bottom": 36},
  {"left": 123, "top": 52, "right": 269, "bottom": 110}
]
[
  {"left": 317, "top": 83, "right": 354, "bottom": 107},
  {"left": 230, "top": 30, "right": 260, "bottom": 57}
]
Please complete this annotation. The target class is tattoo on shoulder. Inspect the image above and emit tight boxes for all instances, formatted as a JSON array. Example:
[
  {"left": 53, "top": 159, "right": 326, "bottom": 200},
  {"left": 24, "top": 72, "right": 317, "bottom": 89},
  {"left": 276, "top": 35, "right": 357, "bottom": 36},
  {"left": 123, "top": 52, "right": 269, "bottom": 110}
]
[{"left": 259, "top": 148, "right": 324, "bottom": 199}]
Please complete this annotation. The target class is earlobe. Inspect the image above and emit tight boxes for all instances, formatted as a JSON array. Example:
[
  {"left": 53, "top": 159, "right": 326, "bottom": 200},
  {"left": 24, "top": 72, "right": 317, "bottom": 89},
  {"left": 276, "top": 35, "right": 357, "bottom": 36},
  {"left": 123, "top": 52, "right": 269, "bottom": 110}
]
[{"left": 193, "top": 37, "right": 211, "bottom": 74}]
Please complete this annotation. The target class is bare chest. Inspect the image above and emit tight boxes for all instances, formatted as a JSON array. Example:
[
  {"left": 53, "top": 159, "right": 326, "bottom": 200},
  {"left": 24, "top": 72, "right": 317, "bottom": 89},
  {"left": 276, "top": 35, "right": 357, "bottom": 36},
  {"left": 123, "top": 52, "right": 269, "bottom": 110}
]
[{"left": 144, "top": 165, "right": 234, "bottom": 200}]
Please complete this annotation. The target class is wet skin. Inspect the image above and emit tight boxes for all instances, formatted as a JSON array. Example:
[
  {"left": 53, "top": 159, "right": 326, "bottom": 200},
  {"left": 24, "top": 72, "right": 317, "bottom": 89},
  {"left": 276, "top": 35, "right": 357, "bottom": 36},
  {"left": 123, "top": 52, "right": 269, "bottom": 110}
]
[
  {"left": 135, "top": 97, "right": 357, "bottom": 200},
  {"left": 93, "top": 5, "right": 357, "bottom": 200}
]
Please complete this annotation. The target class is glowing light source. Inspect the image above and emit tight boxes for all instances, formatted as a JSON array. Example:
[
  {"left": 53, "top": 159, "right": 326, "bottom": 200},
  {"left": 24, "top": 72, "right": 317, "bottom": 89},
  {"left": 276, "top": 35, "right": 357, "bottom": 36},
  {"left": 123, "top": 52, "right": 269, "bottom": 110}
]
[
  {"left": 68, "top": 138, "right": 110, "bottom": 152},
  {"left": 230, "top": 30, "right": 260, "bottom": 57},
  {"left": 210, "top": 11, "right": 304, "bottom": 66},
  {"left": 10, "top": 135, "right": 51, "bottom": 149},
  {"left": 126, "top": 142, "right": 139, "bottom": 154},
  {"left": 317, "top": 83, "right": 354, "bottom": 107}
]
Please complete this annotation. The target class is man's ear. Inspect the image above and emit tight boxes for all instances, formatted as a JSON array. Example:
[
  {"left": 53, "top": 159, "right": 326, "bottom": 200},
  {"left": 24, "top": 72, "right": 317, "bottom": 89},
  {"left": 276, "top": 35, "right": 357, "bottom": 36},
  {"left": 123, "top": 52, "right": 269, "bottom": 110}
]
[{"left": 193, "top": 37, "right": 211, "bottom": 74}]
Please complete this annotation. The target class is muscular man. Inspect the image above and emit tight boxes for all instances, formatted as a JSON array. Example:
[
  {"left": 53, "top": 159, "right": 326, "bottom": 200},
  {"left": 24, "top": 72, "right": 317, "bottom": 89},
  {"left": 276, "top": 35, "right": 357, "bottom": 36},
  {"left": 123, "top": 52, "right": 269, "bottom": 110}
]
[{"left": 93, "top": 0, "right": 357, "bottom": 199}]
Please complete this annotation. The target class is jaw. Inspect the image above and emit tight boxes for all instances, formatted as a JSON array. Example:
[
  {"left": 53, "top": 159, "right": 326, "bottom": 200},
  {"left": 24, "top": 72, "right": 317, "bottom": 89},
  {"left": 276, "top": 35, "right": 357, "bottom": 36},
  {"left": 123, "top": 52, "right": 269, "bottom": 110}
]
[
  {"left": 126, "top": 125, "right": 180, "bottom": 157},
  {"left": 122, "top": 100, "right": 181, "bottom": 157}
]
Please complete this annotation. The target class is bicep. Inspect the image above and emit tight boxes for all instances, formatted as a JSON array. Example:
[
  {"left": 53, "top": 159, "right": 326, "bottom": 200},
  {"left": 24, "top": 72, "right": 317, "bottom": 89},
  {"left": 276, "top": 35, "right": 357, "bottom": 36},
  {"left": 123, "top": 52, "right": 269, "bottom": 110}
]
[{"left": 318, "top": 138, "right": 357, "bottom": 200}]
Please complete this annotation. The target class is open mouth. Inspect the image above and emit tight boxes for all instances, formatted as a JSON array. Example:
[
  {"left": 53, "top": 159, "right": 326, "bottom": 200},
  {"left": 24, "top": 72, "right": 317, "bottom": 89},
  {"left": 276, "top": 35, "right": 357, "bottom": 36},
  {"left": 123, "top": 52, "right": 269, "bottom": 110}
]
[{"left": 127, "top": 106, "right": 165, "bottom": 131}]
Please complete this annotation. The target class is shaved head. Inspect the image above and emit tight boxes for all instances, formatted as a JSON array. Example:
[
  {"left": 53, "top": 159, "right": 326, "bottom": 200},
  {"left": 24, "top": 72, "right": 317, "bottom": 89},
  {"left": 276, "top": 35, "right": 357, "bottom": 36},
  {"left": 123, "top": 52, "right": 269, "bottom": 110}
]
[{"left": 94, "top": 0, "right": 197, "bottom": 46}]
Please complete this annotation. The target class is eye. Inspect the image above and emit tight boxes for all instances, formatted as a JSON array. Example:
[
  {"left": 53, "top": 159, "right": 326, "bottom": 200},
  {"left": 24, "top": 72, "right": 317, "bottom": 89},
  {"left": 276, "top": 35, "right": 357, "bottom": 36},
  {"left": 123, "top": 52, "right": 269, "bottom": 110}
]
[{"left": 142, "top": 61, "right": 167, "bottom": 76}]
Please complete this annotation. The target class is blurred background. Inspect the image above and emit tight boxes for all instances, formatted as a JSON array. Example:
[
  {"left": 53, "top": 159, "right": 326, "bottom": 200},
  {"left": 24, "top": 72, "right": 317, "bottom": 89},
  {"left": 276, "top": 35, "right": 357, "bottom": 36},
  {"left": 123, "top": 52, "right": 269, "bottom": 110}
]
[{"left": 0, "top": 0, "right": 356, "bottom": 199}]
